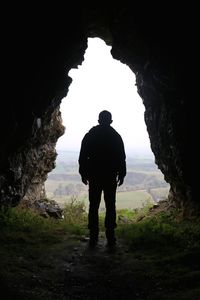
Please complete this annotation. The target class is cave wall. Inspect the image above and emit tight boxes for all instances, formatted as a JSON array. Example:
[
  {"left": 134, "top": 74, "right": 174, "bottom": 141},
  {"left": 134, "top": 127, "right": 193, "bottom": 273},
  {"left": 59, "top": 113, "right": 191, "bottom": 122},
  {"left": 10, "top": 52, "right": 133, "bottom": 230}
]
[
  {"left": 1, "top": 6, "right": 87, "bottom": 206},
  {"left": 1, "top": 4, "right": 198, "bottom": 214}
]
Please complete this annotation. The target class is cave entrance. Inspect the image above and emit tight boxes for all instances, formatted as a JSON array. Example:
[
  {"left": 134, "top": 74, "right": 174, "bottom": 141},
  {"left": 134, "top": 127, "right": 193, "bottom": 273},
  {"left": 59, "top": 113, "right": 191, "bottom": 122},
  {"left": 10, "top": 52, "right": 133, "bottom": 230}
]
[{"left": 45, "top": 37, "right": 169, "bottom": 211}]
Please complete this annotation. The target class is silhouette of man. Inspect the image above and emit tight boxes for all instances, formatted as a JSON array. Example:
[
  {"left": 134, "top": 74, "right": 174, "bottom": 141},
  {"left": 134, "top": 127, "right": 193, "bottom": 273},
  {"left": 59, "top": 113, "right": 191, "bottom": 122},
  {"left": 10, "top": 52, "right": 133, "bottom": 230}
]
[{"left": 78, "top": 110, "right": 126, "bottom": 247}]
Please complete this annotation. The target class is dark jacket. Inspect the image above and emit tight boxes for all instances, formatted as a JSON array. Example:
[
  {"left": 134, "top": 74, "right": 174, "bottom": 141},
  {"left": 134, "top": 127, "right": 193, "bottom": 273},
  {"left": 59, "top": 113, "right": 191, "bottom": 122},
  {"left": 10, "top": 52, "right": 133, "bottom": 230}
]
[{"left": 78, "top": 125, "right": 126, "bottom": 179}]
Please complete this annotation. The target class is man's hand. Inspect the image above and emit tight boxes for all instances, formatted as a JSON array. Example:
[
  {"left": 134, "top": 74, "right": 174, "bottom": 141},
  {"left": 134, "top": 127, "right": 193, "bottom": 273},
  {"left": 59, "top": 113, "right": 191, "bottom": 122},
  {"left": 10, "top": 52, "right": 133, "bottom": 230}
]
[
  {"left": 117, "top": 175, "right": 124, "bottom": 186},
  {"left": 81, "top": 176, "right": 88, "bottom": 185}
]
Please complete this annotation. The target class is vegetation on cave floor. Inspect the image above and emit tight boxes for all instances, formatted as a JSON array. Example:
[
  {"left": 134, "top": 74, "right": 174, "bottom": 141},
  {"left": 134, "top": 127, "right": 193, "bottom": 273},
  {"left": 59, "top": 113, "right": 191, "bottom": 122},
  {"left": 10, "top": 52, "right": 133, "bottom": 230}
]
[{"left": 0, "top": 201, "right": 200, "bottom": 300}]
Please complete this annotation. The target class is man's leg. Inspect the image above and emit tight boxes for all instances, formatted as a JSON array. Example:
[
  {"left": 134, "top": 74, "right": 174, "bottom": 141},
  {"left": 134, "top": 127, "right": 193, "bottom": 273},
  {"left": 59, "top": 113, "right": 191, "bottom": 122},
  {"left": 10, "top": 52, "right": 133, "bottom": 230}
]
[
  {"left": 104, "top": 179, "right": 117, "bottom": 246},
  {"left": 88, "top": 180, "right": 102, "bottom": 246}
]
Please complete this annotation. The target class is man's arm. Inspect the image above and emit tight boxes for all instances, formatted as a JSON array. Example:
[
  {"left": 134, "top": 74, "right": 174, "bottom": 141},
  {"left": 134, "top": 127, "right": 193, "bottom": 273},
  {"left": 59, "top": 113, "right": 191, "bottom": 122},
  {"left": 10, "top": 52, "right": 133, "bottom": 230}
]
[
  {"left": 117, "top": 136, "right": 126, "bottom": 186},
  {"left": 78, "top": 134, "right": 89, "bottom": 185}
]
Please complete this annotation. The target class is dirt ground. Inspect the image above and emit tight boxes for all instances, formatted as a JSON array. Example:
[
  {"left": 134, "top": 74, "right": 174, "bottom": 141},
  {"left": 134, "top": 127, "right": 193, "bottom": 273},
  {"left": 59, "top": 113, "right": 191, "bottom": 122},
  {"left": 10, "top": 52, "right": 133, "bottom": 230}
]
[
  {"left": 62, "top": 234, "right": 200, "bottom": 300},
  {"left": 1, "top": 230, "right": 200, "bottom": 300},
  {"left": 64, "top": 235, "right": 140, "bottom": 300}
]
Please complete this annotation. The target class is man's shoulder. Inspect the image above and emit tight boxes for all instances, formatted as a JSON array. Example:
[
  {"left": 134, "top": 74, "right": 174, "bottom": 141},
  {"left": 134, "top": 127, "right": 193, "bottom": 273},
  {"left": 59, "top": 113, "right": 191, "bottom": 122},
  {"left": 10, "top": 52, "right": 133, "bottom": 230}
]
[
  {"left": 85, "top": 125, "right": 122, "bottom": 139},
  {"left": 82, "top": 126, "right": 99, "bottom": 140},
  {"left": 110, "top": 126, "right": 122, "bottom": 138},
  {"left": 87, "top": 125, "right": 100, "bottom": 134},
  {"left": 90, "top": 125, "right": 99, "bottom": 130}
]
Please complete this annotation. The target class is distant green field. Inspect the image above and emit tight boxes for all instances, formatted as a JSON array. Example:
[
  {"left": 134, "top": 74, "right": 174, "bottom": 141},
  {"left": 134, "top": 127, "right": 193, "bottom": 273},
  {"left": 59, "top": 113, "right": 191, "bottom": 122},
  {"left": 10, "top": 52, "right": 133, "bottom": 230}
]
[
  {"left": 53, "top": 190, "right": 154, "bottom": 211},
  {"left": 150, "top": 187, "right": 170, "bottom": 199},
  {"left": 45, "top": 180, "right": 77, "bottom": 195},
  {"left": 45, "top": 151, "right": 169, "bottom": 211},
  {"left": 116, "top": 190, "right": 153, "bottom": 209}
]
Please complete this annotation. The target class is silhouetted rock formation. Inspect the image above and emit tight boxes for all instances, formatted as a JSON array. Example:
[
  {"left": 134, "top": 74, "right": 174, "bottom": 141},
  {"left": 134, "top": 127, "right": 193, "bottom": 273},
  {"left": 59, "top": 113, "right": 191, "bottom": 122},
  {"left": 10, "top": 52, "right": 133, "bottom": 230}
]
[{"left": 0, "top": 4, "right": 198, "bottom": 216}]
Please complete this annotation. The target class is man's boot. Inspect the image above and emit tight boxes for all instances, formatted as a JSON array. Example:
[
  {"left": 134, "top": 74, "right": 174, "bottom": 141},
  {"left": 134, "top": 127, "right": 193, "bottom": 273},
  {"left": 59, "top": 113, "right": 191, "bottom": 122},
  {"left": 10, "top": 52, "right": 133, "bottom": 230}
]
[
  {"left": 105, "top": 228, "right": 116, "bottom": 247},
  {"left": 89, "top": 229, "right": 99, "bottom": 248}
]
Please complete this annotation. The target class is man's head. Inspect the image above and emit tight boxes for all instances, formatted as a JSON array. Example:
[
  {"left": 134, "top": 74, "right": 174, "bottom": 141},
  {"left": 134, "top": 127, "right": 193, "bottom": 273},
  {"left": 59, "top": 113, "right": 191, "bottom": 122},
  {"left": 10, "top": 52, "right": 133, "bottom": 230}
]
[{"left": 98, "top": 110, "right": 113, "bottom": 126}]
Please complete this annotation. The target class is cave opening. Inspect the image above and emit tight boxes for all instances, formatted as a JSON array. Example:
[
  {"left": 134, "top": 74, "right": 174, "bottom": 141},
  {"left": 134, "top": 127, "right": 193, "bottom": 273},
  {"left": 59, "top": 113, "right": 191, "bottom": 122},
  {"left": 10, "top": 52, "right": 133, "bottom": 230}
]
[
  {"left": 45, "top": 37, "right": 169, "bottom": 211},
  {"left": 0, "top": 3, "right": 198, "bottom": 217}
]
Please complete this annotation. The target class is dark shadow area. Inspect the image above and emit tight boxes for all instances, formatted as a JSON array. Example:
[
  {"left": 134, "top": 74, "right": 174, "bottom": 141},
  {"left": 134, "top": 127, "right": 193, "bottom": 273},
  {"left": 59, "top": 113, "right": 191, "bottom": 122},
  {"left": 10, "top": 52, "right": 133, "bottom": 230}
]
[{"left": 1, "top": 204, "right": 200, "bottom": 299}]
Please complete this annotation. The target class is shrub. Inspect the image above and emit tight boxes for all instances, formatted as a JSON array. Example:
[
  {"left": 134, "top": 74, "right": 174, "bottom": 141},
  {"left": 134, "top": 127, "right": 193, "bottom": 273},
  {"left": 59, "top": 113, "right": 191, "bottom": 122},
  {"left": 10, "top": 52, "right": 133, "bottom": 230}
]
[{"left": 63, "top": 196, "right": 87, "bottom": 225}]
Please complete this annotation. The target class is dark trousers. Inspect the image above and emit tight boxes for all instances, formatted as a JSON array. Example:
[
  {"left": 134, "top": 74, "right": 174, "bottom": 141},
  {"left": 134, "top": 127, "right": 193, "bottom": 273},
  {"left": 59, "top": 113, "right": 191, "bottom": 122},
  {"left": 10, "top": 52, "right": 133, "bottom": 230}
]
[{"left": 88, "top": 177, "right": 117, "bottom": 232}]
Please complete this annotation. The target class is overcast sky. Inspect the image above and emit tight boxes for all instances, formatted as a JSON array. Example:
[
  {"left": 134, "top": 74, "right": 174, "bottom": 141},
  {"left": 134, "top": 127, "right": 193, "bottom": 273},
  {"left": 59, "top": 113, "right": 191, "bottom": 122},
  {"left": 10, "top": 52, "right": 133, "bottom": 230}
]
[{"left": 56, "top": 37, "right": 152, "bottom": 157}]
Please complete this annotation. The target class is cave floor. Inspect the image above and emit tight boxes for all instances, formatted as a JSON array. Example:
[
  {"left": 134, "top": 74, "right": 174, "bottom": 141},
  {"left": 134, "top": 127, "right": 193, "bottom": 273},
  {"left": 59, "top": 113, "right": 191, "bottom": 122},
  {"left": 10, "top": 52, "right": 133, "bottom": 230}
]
[
  {"left": 1, "top": 230, "right": 200, "bottom": 300},
  {"left": 63, "top": 234, "right": 200, "bottom": 300}
]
